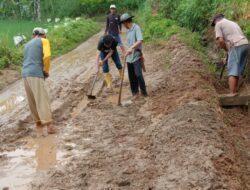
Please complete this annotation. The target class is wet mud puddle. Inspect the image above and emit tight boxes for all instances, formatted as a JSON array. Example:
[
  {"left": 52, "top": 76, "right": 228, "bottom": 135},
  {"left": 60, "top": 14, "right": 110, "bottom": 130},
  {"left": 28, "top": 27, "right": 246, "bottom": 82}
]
[
  {"left": 0, "top": 134, "right": 67, "bottom": 190},
  {"left": 0, "top": 95, "right": 25, "bottom": 114}
]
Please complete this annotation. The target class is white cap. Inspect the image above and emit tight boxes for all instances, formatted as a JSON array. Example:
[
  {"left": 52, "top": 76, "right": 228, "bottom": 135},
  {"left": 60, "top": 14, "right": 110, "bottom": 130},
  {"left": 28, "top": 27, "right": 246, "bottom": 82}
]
[
  {"left": 110, "top": 4, "right": 116, "bottom": 9},
  {"left": 32, "top": 27, "right": 46, "bottom": 35}
]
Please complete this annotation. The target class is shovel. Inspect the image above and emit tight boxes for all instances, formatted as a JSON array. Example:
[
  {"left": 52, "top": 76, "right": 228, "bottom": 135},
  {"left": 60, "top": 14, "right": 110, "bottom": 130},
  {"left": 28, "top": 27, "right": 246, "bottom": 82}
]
[
  {"left": 87, "top": 73, "right": 99, "bottom": 99},
  {"left": 118, "top": 58, "right": 127, "bottom": 106}
]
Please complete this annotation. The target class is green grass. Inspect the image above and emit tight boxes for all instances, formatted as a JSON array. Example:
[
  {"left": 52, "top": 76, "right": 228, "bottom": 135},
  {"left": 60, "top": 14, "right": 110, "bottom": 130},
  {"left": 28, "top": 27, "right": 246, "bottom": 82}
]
[
  {"left": 135, "top": 1, "right": 216, "bottom": 73},
  {"left": 48, "top": 18, "right": 101, "bottom": 57},
  {"left": 0, "top": 18, "right": 101, "bottom": 70},
  {"left": 0, "top": 20, "right": 49, "bottom": 47},
  {"left": 135, "top": 0, "right": 249, "bottom": 75}
]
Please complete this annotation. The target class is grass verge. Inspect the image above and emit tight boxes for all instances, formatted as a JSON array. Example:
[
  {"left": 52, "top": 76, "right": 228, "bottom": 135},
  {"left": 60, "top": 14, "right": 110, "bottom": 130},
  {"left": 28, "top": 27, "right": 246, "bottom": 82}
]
[{"left": 0, "top": 18, "right": 101, "bottom": 70}]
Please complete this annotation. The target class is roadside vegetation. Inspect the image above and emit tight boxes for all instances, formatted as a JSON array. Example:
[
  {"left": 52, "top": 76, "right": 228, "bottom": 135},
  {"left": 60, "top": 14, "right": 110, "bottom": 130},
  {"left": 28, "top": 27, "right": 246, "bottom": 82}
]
[
  {"left": 0, "top": 18, "right": 100, "bottom": 70},
  {"left": 0, "top": 0, "right": 143, "bottom": 71},
  {"left": 0, "top": 0, "right": 249, "bottom": 71},
  {"left": 137, "top": 0, "right": 249, "bottom": 45},
  {"left": 134, "top": 0, "right": 250, "bottom": 73}
]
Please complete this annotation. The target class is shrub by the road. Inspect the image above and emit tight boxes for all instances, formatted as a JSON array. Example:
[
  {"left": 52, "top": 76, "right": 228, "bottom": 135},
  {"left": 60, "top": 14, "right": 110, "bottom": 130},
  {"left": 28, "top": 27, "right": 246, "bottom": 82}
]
[
  {"left": 48, "top": 18, "right": 100, "bottom": 57},
  {"left": 0, "top": 18, "right": 100, "bottom": 70}
]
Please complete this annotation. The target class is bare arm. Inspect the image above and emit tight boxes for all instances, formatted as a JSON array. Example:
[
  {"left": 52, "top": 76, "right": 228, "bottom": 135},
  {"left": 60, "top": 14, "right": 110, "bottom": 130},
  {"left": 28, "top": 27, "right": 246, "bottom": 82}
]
[
  {"left": 96, "top": 51, "right": 101, "bottom": 63},
  {"left": 105, "top": 17, "right": 109, "bottom": 35},
  {"left": 131, "top": 40, "right": 143, "bottom": 50},
  {"left": 217, "top": 37, "right": 228, "bottom": 52},
  {"left": 125, "top": 40, "right": 143, "bottom": 57},
  {"left": 102, "top": 50, "right": 114, "bottom": 63}
]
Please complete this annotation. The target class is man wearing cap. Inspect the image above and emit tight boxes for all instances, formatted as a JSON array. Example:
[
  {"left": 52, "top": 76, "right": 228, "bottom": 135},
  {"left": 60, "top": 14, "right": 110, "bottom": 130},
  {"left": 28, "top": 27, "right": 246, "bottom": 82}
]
[
  {"left": 120, "top": 13, "right": 148, "bottom": 98},
  {"left": 96, "top": 34, "right": 123, "bottom": 90},
  {"left": 212, "top": 14, "right": 249, "bottom": 97},
  {"left": 105, "top": 4, "right": 125, "bottom": 55},
  {"left": 22, "top": 27, "right": 56, "bottom": 134}
]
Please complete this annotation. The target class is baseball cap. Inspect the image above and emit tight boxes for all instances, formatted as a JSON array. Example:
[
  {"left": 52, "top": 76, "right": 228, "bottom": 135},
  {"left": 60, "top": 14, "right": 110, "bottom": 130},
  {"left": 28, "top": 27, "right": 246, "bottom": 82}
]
[
  {"left": 32, "top": 27, "right": 46, "bottom": 35},
  {"left": 120, "top": 13, "right": 134, "bottom": 23},
  {"left": 211, "top": 13, "right": 224, "bottom": 26},
  {"left": 110, "top": 4, "right": 116, "bottom": 9}
]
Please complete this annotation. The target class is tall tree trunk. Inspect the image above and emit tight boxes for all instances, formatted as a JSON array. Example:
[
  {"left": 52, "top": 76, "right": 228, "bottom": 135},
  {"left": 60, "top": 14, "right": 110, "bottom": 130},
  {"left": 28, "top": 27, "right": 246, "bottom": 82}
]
[{"left": 33, "top": 0, "right": 41, "bottom": 21}]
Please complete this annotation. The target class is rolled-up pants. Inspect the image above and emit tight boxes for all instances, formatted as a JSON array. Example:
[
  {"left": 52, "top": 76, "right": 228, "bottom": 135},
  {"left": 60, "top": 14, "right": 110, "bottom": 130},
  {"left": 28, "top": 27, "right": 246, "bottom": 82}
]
[
  {"left": 23, "top": 77, "right": 52, "bottom": 124},
  {"left": 127, "top": 60, "right": 147, "bottom": 95}
]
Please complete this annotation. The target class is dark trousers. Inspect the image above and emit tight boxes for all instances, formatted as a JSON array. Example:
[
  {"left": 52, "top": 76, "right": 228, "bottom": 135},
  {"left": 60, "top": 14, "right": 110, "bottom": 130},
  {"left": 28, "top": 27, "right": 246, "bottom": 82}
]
[
  {"left": 127, "top": 60, "right": 147, "bottom": 96},
  {"left": 100, "top": 51, "right": 122, "bottom": 73}
]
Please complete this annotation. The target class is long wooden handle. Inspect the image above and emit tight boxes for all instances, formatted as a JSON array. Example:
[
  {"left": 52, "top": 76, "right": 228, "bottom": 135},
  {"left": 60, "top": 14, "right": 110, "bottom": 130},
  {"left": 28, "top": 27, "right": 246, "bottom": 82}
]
[
  {"left": 220, "top": 55, "right": 228, "bottom": 80},
  {"left": 89, "top": 73, "right": 98, "bottom": 95},
  {"left": 118, "top": 59, "right": 126, "bottom": 106}
]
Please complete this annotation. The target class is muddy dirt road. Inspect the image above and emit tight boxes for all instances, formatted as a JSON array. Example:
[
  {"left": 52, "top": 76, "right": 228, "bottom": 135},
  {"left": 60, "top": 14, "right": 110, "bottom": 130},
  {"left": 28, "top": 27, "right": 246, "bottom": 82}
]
[
  {"left": 1, "top": 33, "right": 250, "bottom": 190},
  {"left": 0, "top": 31, "right": 105, "bottom": 189}
]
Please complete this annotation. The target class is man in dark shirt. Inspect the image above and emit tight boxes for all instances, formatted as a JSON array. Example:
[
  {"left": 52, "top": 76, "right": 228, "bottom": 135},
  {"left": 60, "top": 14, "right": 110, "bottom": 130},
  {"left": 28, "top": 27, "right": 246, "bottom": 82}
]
[
  {"left": 96, "top": 35, "right": 123, "bottom": 90},
  {"left": 105, "top": 4, "right": 125, "bottom": 55}
]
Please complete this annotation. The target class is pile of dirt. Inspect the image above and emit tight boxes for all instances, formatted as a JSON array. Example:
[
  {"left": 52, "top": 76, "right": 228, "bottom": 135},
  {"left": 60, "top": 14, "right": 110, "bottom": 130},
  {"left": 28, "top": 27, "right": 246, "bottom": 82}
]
[{"left": 29, "top": 37, "right": 245, "bottom": 189}]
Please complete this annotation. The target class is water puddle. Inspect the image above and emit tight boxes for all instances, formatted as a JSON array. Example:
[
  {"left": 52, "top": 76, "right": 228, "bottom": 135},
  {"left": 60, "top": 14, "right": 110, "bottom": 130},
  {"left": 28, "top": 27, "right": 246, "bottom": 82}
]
[
  {"left": 0, "top": 128, "right": 91, "bottom": 190},
  {"left": 0, "top": 134, "right": 59, "bottom": 190},
  {"left": 0, "top": 95, "right": 25, "bottom": 114}
]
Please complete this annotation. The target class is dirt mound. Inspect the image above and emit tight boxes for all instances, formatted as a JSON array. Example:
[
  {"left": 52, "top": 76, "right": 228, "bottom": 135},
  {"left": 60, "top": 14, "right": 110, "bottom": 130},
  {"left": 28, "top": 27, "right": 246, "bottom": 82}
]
[{"left": 28, "top": 37, "right": 245, "bottom": 189}]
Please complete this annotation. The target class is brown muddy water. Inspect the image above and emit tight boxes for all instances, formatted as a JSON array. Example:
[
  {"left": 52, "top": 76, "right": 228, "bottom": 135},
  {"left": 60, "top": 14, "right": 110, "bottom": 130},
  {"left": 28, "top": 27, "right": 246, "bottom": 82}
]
[
  {"left": 0, "top": 31, "right": 105, "bottom": 189},
  {"left": 0, "top": 30, "right": 131, "bottom": 189},
  {"left": 0, "top": 135, "right": 59, "bottom": 189}
]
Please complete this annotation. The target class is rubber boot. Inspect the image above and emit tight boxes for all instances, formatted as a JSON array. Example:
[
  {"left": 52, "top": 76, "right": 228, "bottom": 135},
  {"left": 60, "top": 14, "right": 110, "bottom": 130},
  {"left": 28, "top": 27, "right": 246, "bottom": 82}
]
[{"left": 104, "top": 73, "right": 112, "bottom": 90}]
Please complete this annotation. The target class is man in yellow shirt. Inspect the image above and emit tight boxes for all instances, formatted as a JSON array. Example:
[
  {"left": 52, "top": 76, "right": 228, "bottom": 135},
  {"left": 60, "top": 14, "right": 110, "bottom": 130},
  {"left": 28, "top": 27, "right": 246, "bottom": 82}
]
[{"left": 22, "top": 27, "right": 56, "bottom": 134}]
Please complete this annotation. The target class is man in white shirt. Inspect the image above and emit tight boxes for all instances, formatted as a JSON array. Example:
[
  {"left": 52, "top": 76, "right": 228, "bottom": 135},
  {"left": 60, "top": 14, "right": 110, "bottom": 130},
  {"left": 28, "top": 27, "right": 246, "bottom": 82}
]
[{"left": 212, "top": 14, "right": 249, "bottom": 96}]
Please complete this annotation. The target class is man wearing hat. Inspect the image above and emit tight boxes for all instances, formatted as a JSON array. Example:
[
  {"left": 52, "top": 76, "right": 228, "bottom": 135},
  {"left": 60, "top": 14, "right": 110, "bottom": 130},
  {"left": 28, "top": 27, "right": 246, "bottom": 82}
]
[
  {"left": 22, "top": 27, "right": 56, "bottom": 134},
  {"left": 105, "top": 4, "right": 125, "bottom": 55},
  {"left": 96, "top": 34, "right": 123, "bottom": 90},
  {"left": 120, "top": 13, "right": 148, "bottom": 98},
  {"left": 212, "top": 14, "right": 249, "bottom": 97}
]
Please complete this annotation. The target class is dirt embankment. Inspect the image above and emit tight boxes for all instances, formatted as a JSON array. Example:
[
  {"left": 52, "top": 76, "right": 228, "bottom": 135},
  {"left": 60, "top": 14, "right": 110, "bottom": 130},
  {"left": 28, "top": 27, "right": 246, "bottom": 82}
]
[{"left": 27, "top": 37, "right": 247, "bottom": 189}]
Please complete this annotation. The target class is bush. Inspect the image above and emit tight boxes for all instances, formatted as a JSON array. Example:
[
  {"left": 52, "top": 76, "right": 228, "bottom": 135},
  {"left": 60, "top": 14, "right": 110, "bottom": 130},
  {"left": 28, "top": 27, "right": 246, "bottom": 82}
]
[
  {"left": 0, "top": 18, "right": 101, "bottom": 70},
  {"left": 42, "top": 0, "right": 82, "bottom": 18},
  {"left": 148, "top": 0, "right": 250, "bottom": 35},
  {"left": 80, "top": 0, "right": 145, "bottom": 16},
  {"left": 135, "top": 3, "right": 179, "bottom": 42},
  {"left": 48, "top": 18, "right": 100, "bottom": 57},
  {"left": 0, "top": 35, "right": 23, "bottom": 69},
  {"left": 144, "top": 17, "right": 178, "bottom": 41}
]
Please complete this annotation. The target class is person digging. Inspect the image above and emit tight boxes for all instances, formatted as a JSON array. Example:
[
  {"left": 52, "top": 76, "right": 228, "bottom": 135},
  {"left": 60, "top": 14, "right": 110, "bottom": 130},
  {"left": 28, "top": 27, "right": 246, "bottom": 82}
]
[
  {"left": 120, "top": 13, "right": 148, "bottom": 98},
  {"left": 96, "top": 34, "right": 123, "bottom": 91},
  {"left": 22, "top": 27, "right": 56, "bottom": 134},
  {"left": 212, "top": 13, "right": 249, "bottom": 97}
]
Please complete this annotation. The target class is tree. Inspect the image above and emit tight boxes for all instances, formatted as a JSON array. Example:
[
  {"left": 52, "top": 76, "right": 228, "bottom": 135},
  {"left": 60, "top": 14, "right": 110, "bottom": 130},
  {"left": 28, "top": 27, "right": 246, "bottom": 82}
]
[{"left": 33, "top": 0, "right": 41, "bottom": 21}]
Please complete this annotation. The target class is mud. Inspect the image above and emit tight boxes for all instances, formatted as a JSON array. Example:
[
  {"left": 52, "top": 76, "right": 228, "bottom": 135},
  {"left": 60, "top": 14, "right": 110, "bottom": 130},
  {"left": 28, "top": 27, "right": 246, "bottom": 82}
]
[
  {"left": 214, "top": 71, "right": 250, "bottom": 189},
  {"left": 0, "top": 34, "right": 249, "bottom": 190},
  {"left": 0, "top": 68, "right": 20, "bottom": 92}
]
